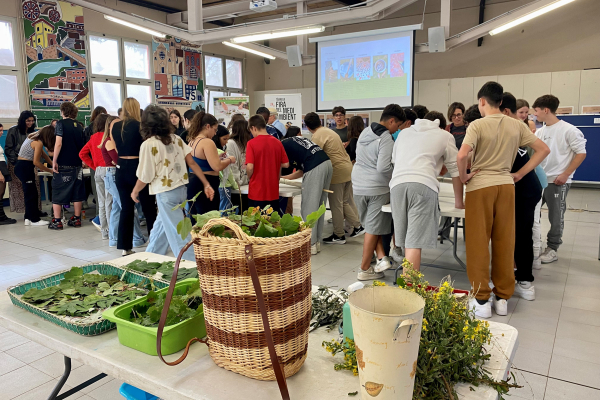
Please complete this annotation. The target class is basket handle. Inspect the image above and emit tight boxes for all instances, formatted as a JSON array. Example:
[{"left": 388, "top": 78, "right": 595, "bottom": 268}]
[
  {"left": 156, "top": 241, "right": 208, "bottom": 366},
  {"left": 197, "top": 217, "right": 248, "bottom": 241},
  {"left": 245, "top": 244, "right": 291, "bottom": 400}
]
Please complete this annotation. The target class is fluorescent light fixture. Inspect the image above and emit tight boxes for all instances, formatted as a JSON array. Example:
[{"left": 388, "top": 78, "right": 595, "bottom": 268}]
[
  {"left": 104, "top": 15, "right": 166, "bottom": 38},
  {"left": 222, "top": 41, "right": 276, "bottom": 59},
  {"left": 489, "top": 0, "right": 576, "bottom": 36},
  {"left": 231, "top": 26, "right": 325, "bottom": 43}
]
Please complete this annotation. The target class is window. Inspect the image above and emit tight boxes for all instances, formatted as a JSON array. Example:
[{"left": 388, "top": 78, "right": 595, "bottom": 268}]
[
  {"left": 204, "top": 53, "right": 245, "bottom": 111},
  {"left": 226, "top": 59, "right": 243, "bottom": 89},
  {"left": 88, "top": 33, "right": 153, "bottom": 112},
  {"left": 0, "top": 17, "right": 23, "bottom": 121},
  {"left": 172, "top": 75, "right": 183, "bottom": 97},
  {"left": 205, "top": 56, "right": 223, "bottom": 87}
]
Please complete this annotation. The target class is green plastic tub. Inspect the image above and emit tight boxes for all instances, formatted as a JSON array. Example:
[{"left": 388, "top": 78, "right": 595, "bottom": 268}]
[{"left": 102, "top": 278, "right": 206, "bottom": 356}]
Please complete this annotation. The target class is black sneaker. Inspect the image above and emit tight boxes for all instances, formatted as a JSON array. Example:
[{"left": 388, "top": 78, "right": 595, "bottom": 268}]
[
  {"left": 349, "top": 226, "right": 366, "bottom": 238},
  {"left": 39, "top": 211, "right": 48, "bottom": 218},
  {"left": 323, "top": 233, "right": 346, "bottom": 244},
  {"left": 0, "top": 217, "right": 17, "bottom": 225},
  {"left": 67, "top": 216, "right": 81, "bottom": 228},
  {"left": 48, "top": 219, "right": 63, "bottom": 230}
]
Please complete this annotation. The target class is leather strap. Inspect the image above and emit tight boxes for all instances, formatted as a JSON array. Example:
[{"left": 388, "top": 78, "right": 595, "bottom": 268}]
[{"left": 244, "top": 244, "right": 290, "bottom": 400}]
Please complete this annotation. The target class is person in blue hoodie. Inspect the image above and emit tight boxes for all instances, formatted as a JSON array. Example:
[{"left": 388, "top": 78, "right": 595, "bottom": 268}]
[{"left": 352, "top": 104, "right": 406, "bottom": 281}]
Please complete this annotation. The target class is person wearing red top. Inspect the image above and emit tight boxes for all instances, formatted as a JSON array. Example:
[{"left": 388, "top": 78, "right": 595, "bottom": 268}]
[
  {"left": 245, "top": 115, "right": 289, "bottom": 212},
  {"left": 79, "top": 113, "right": 111, "bottom": 239}
]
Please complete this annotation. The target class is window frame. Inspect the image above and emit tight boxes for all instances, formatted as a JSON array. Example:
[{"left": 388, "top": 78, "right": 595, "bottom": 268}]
[
  {"left": 0, "top": 15, "right": 26, "bottom": 124},
  {"left": 203, "top": 52, "right": 245, "bottom": 95}
]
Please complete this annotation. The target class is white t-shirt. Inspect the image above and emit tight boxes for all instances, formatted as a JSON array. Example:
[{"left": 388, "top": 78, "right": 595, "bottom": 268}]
[
  {"left": 536, "top": 120, "right": 586, "bottom": 184},
  {"left": 390, "top": 118, "right": 459, "bottom": 193}
]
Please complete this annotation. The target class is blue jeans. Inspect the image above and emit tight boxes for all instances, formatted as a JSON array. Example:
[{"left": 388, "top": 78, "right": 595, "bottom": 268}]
[
  {"left": 219, "top": 187, "right": 236, "bottom": 215},
  {"left": 104, "top": 168, "right": 146, "bottom": 247},
  {"left": 146, "top": 186, "right": 195, "bottom": 261}
]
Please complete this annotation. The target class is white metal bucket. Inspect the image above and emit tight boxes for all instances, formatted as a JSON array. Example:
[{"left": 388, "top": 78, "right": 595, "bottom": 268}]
[{"left": 348, "top": 286, "right": 425, "bottom": 399}]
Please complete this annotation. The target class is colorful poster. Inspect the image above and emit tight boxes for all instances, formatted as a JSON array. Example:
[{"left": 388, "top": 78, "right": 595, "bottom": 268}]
[
  {"left": 390, "top": 53, "right": 405, "bottom": 77},
  {"left": 152, "top": 36, "right": 203, "bottom": 114},
  {"left": 22, "top": 0, "right": 89, "bottom": 109},
  {"left": 213, "top": 96, "right": 250, "bottom": 127},
  {"left": 372, "top": 55, "right": 388, "bottom": 79},
  {"left": 265, "top": 93, "right": 302, "bottom": 131},
  {"left": 355, "top": 57, "right": 371, "bottom": 81}
]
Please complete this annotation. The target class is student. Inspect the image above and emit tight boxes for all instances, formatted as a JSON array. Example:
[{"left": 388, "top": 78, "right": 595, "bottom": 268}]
[
  {"left": 227, "top": 119, "right": 252, "bottom": 212},
  {"left": 0, "top": 123, "right": 16, "bottom": 225},
  {"left": 390, "top": 110, "right": 463, "bottom": 272},
  {"left": 132, "top": 105, "right": 214, "bottom": 261},
  {"left": 15, "top": 126, "right": 55, "bottom": 226},
  {"left": 281, "top": 126, "right": 333, "bottom": 254},
  {"left": 392, "top": 108, "right": 417, "bottom": 141},
  {"left": 212, "top": 125, "right": 237, "bottom": 212},
  {"left": 80, "top": 113, "right": 111, "bottom": 239},
  {"left": 49, "top": 103, "right": 86, "bottom": 230},
  {"left": 110, "top": 98, "right": 157, "bottom": 254},
  {"left": 352, "top": 104, "right": 405, "bottom": 279},
  {"left": 305, "top": 112, "right": 363, "bottom": 244},
  {"left": 180, "top": 109, "right": 197, "bottom": 143},
  {"left": 499, "top": 92, "right": 543, "bottom": 301},
  {"left": 516, "top": 99, "right": 537, "bottom": 133},
  {"left": 169, "top": 110, "right": 186, "bottom": 138},
  {"left": 534, "top": 94, "right": 587, "bottom": 264},
  {"left": 463, "top": 104, "right": 482, "bottom": 123},
  {"left": 187, "top": 112, "right": 234, "bottom": 214},
  {"left": 412, "top": 105, "right": 429, "bottom": 120},
  {"left": 227, "top": 113, "right": 246, "bottom": 131},
  {"left": 84, "top": 106, "right": 107, "bottom": 144},
  {"left": 83, "top": 106, "right": 106, "bottom": 217},
  {"left": 267, "top": 107, "right": 286, "bottom": 137},
  {"left": 246, "top": 115, "right": 289, "bottom": 211},
  {"left": 446, "top": 102, "right": 468, "bottom": 149},
  {"left": 345, "top": 116, "right": 365, "bottom": 163},
  {"left": 458, "top": 82, "right": 549, "bottom": 318},
  {"left": 331, "top": 106, "right": 348, "bottom": 142},
  {"left": 256, "top": 107, "right": 282, "bottom": 140}
]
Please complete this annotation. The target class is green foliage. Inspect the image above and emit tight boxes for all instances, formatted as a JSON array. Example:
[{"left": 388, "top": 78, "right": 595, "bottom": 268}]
[
  {"left": 130, "top": 281, "right": 202, "bottom": 327},
  {"left": 122, "top": 260, "right": 198, "bottom": 282},
  {"left": 311, "top": 285, "right": 348, "bottom": 331},
  {"left": 22, "top": 267, "right": 147, "bottom": 317},
  {"left": 305, "top": 204, "right": 327, "bottom": 228}
]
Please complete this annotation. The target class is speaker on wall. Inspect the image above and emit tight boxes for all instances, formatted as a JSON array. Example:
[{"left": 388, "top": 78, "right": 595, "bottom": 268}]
[
  {"left": 286, "top": 45, "right": 303, "bottom": 67},
  {"left": 428, "top": 26, "right": 447, "bottom": 53}
]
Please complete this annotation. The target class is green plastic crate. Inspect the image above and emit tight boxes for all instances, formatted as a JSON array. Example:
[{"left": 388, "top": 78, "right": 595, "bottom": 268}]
[
  {"left": 102, "top": 278, "right": 206, "bottom": 356},
  {"left": 7, "top": 263, "right": 168, "bottom": 336}
]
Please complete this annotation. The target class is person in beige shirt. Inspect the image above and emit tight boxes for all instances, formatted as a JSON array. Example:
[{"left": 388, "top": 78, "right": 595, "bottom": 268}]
[
  {"left": 304, "top": 113, "right": 363, "bottom": 244},
  {"left": 457, "top": 82, "right": 549, "bottom": 319}
]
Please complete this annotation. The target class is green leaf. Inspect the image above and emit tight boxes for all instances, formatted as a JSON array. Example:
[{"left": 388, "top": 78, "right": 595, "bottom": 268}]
[
  {"left": 63, "top": 267, "right": 83, "bottom": 281},
  {"left": 254, "top": 221, "right": 279, "bottom": 238},
  {"left": 177, "top": 217, "right": 193, "bottom": 241},
  {"left": 348, "top": 392, "right": 358, "bottom": 396},
  {"left": 171, "top": 200, "right": 187, "bottom": 211},
  {"left": 97, "top": 282, "right": 110, "bottom": 291},
  {"left": 193, "top": 210, "right": 221, "bottom": 228},
  {"left": 210, "top": 224, "right": 225, "bottom": 237},
  {"left": 396, "top": 276, "right": 406, "bottom": 288},
  {"left": 241, "top": 215, "right": 256, "bottom": 227},
  {"left": 305, "top": 203, "right": 327, "bottom": 229},
  {"left": 280, "top": 214, "right": 300, "bottom": 235},
  {"left": 187, "top": 281, "right": 202, "bottom": 298},
  {"left": 270, "top": 211, "right": 281, "bottom": 223}
]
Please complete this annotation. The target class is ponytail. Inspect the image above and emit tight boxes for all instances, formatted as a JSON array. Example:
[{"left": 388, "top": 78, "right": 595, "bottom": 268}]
[{"left": 188, "top": 111, "right": 218, "bottom": 142}]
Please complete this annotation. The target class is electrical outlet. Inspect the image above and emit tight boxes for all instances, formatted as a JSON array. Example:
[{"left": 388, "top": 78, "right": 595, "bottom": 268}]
[{"left": 594, "top": 118, "right": 600, "bottom": 124}]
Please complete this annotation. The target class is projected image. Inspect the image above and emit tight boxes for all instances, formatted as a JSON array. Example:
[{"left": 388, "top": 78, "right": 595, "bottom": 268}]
[
  {"left": 355, "top": 57, "right": 371, "bottom": 81},
  {"left": 325, "top": 60, "right": 339, "bottom": 83},
  {"left": 390, "top": 53, "right": 405, "bottom": 77},
  {"left": 373, "top": 55, "right": 388, "bottom": 79},
  {"left": 339, "top": 58, "right": 354, "bottom": 81}
]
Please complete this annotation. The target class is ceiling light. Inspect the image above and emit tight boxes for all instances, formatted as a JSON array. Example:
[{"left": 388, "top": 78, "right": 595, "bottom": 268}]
[
  {"left": 104, "top": 15, "right": 166, "bottom": 38},
  {"left": 231, "top": 26, "right": 325, "bottom": 43},
  {"left": 222, "top": 42, "right": 276, "bottom": 59},
  {"left": 489, "top": 0, "right": 576, "bottom": 36}
]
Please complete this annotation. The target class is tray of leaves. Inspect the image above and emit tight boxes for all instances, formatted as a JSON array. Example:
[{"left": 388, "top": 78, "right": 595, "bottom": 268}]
[
  {"left": 123, "top": 259, "right": 198, "bottom": 282},
  {"left": 103, "top": 278, "right": 206, "bottom": 356},
  {"left": 7, "top": 263, "right": 168, "bottom": 336}
]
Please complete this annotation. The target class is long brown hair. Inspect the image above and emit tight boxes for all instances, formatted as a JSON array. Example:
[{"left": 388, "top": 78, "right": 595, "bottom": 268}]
[
  {"left": 97, "top": 115, "right": 118, "bottom": 148},
  {"left": 141, "top": 105, "right": 174, "bottom": 146},
  {"left": 229, "top": 119, "right": 252, "bottom": 152},
  {"left": 28, "top": 125, "right": 56, "bottom": 151},
  {"left": 187, "top": 111, "right": 218, "bottom": 142},
  {"left": 347, "top": 116, "right": 365, "bottom": 141},
  {"left": 169, "top": 109, "right": 183, "bottom": 129},
  {"left": 93, "top": 113, "right": 109, "bottom": 134},
  {"left": 227, "top": 113, "right": 246, "bottom": 130},
  {"left": 90, "top": 106, "right": 107, "bottom": 122}
]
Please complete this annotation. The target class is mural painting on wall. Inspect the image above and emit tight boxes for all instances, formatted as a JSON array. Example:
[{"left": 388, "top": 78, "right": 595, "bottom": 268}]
[
  {"left": 22, "top": 0, "right": 90, "bottom": 110},
  {"left": 152, "top": 36, "right": 204, "bottom": 114}
]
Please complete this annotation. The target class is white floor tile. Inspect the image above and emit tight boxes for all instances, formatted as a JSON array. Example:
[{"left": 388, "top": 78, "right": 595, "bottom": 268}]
[
  {"left": 0, "top": 352, "right": 26, "bottom": 376},
  {"left": 0, "top": 331, "right": 30, "bottom": 352},
  {"left": 544, "top": 378, "right": 600, "bottom": 400},
  {"left": 62, "top": 364, "right": 113, "bottom": 394},
  {"left": 30, "top": 352, "right": 83, "bottom": 378},
  {"left": 508, "top": 370, "right": 547, "bottom": 399},
  {"left": 5, "top": 341, "right": 55, "bottom": 364},
  {"left": 549, "top": 354, "right": 600, "bottom": 389},
  {"left": 86, "top": 378, "right": 126, "bottom": 400},
  {"left": 0, "top": 365, "right": 53, "bottom": 399}
]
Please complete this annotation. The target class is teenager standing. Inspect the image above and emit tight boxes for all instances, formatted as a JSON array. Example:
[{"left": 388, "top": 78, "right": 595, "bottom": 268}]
[
  {"left": 0, "top": 124, "right": 16, "bottom": 225},
  {"left": 516, "top": 99, "right": 537, "bottom": 133},
  {"left": 331, "top": 106, "right": 348, "bottom": 143},
  {"left": 446, "top": 102, "right": 468, "bottom": 149},
  {"left": 169, "top": 110, "right": 186, "bottom": 138},
  {"left": 227, "top": 119, "right": 252, "bottom": 212},
  {"left": 533, "top": 95, "right": 587, "bottom": 264},
  {"left": 458, "top": 82, "right": 549, "bottom": 318},
  {"left": 132, "top": 106, "right": 214, "bottom": 261},
  {"left": 49, "top": 103, "right": 86, "bottom": 230},
  {"left": 345, "top": 116, "right": 364, "bottom": 163},
  {"left": 110, "top": 98, "right": 157, "bottom": 255}
]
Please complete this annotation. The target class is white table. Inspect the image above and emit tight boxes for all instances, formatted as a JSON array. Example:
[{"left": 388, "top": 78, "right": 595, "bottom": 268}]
[
  {"left": 230, "top": 183, "right": 302, "bottom": 198},
  {"left": 39, "top": 168, "right": 92, "bottom": 206},
  {"left": 0, "top": 252, "right": 518, "bottom": 400}
]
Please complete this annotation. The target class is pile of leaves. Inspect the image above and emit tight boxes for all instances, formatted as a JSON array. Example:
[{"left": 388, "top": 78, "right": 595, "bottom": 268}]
[
  {"left": 175, "top": 195, "right": 327, "bottom": 240},
  {"left": 311, "top": 285, "right": 348, "bottom": 331},
  {"left": 322, "top": 260, "right": 520, "bottom": 399},
  {"left": 130, "top": 281, "right": 203, "bottom": 327},
  {"left": 124, "top": 260, "right": 198, "bottom": 281},
  {"left": 21, "top": 267, "right": 147, "bottom": 318}
]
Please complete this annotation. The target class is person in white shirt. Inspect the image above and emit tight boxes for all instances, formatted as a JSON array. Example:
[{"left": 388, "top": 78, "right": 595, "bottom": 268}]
[
  {"left": 131, "top": 105, "right": 215, "bottom": 261},
  {"left": 533, "top": 95, "right": 586, "bottom": 264},
  {"left": 267, "top": 107, "right": 287, "bottom": 138},
  {"left": 390, "top": 111, "right": 464, "bottom": 271}
]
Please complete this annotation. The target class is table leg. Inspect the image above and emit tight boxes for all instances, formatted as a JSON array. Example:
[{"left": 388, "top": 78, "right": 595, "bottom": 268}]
[
  {"left": 43, "top": 176, "right": 50, "bottom": 207},
  {"left": 47, "top": 356, "right": 71, "bottom": 400},
  {"left": 47, "top": 356, "right": 107, "bottom": 400},
  {"left": 452, "top": 217, "right": 467, "bottom": 270}
]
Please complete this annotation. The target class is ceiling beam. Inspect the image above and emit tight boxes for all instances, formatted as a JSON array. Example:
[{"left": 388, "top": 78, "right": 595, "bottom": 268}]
[
  {"left": 441, "top": 0, "right": 451, "bottom": 38},
  {"left": 477, "top": 0, "right": 486, "bottom": 46},
  {"left": 188, "top": 0, "right": 203, "bottom": 31}
]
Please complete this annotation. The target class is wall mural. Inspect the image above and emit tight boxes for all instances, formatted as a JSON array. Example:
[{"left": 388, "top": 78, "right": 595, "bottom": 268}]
[
  {"left": 22, "top": 0, "right": 90, "bottom": 111},
  {"left": 152, "top": 36, "right": 204, "bottom": 114}
]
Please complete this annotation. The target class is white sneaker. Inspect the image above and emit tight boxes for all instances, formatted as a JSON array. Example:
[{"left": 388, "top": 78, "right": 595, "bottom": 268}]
[
  {"left": 371, "top": 253, "right": 377, "bottom": 265},
  {"left": 91, "top": 219, "right": 102, "bottom": 232},
  {"left": 311, "top": 244, "right": 318, "bottom": 255},
  {"left": 391, "top": 247, "right": 403, "bottom": 264},
  {"left": 374, "top": 256, "right": 393, "bottom": 273},
  {"left": 316, "top": 241, "right": 321, "bottom": 253},
  {"left": 532, "top": 257, "right": 542, "bottom": 270},
  {"left": 327, "top": 218, "right": 333, "bottom": 223},
  {"left": 515, "top": 281, "right": 535, "bottom": 301},
  {"left": 469, "top": 298, "right": 492, "bottom": 319},
  {"left": 357, "top": 266, "right": 384, "bottom": 281},
  {"left": 540, "top": 248, "right": 558, "bottom": 264},
  {"left": 122, "top": 250, "right": 135, "bottom": 257},
  {"left": 493, "top": 296, "right": 508, "bottom": 316},
  {"left": 25, "top": 219, "right": 49, "bottom": 226}
]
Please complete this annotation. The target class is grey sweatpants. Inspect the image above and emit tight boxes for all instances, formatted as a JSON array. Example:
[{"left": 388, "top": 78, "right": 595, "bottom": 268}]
[
  {"left": 542, "top": 182, "right": 570, "bottom": 251},
  {"left": 302, "top": 160, "right": 333, "bottom": 245}
]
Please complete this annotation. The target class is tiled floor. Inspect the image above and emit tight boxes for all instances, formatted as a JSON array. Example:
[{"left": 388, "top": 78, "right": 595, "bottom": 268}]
[{"left": 1, "top": 188, "right": 600, "bottom": 399}]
